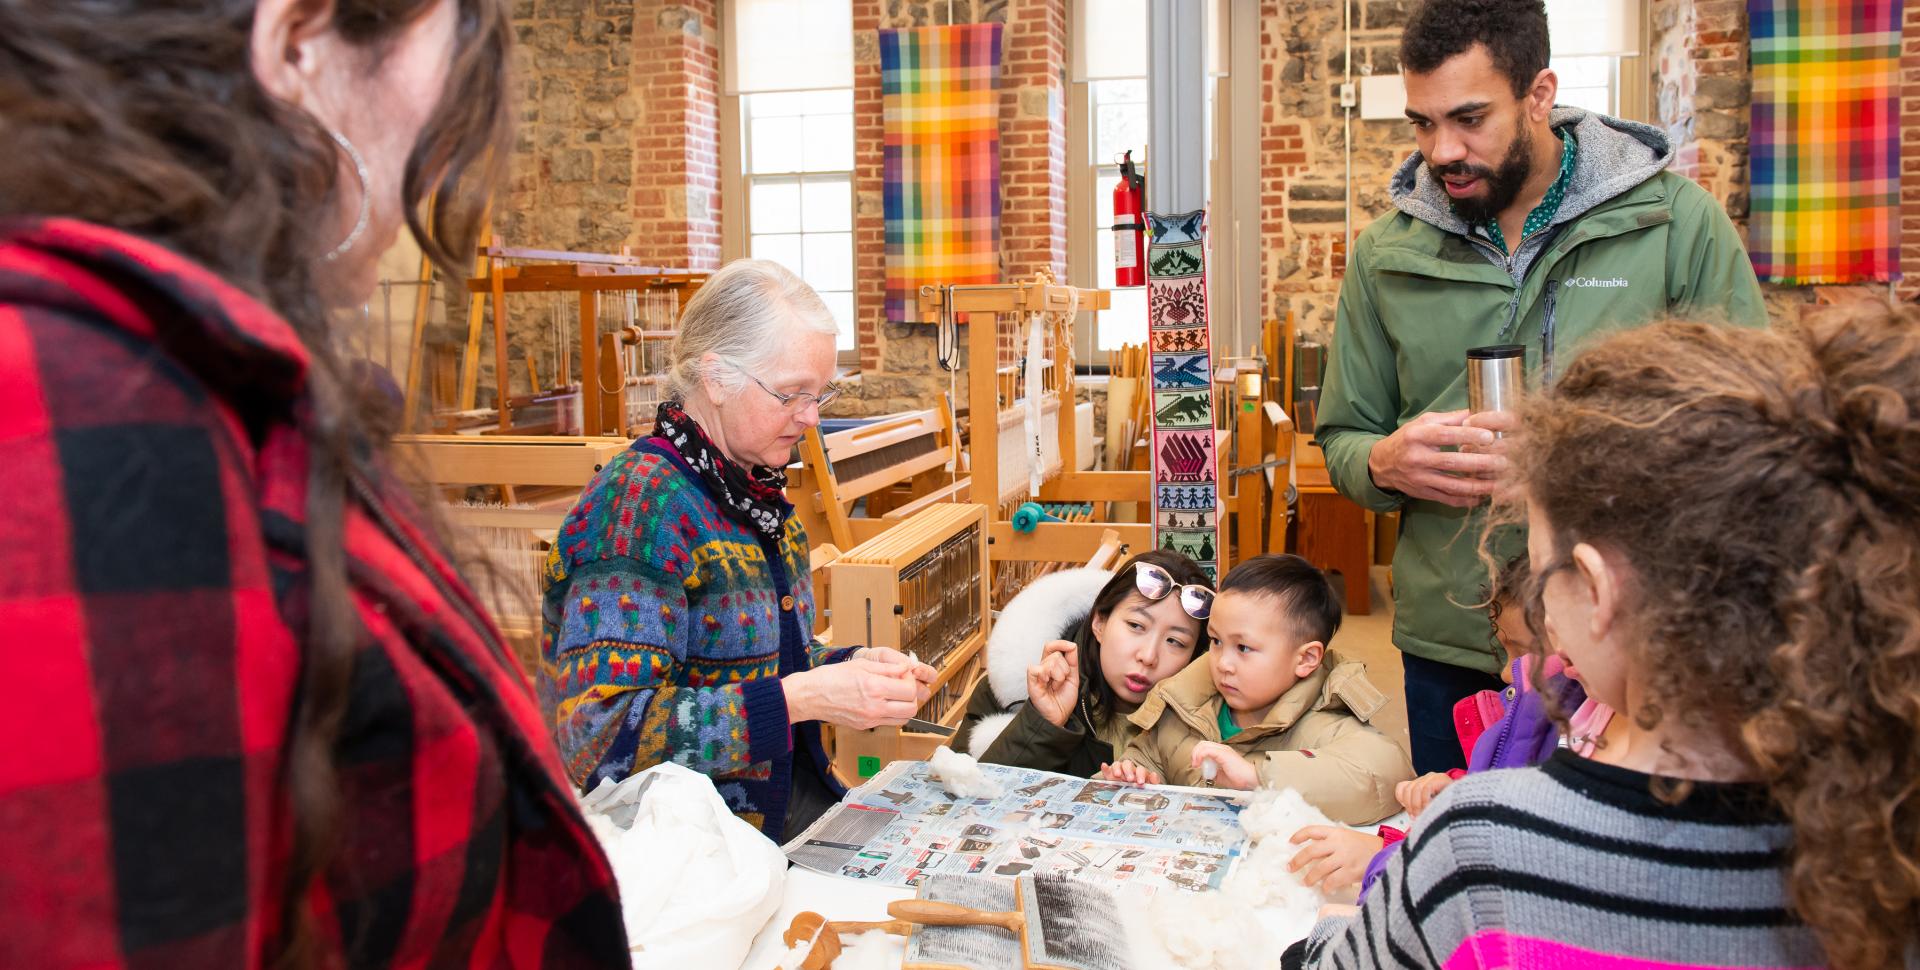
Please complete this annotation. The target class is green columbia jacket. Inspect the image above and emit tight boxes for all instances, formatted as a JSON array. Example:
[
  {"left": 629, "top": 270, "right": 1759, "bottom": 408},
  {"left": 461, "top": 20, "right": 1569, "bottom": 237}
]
[{"left": 1317, "top": 107, "right": 1766, "bottom": 674}]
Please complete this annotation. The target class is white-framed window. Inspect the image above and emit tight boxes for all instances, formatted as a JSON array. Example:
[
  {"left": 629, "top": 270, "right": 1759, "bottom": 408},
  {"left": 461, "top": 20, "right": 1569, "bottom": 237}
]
[
  {"left": 721, "top": 0, "right": 857, "bottom": 361},
  {"left": 1546, "top": 0, "right": 1644, "bottom": 120},
  {"left": 1089, "top": 78, "right": 1150, "bottom": 353},
  {"left": 1551, "top": 55, "right": 1618, "bottom": 116},
  {"left": 741, "top": 89, "right": 856, "bottom": 353}
]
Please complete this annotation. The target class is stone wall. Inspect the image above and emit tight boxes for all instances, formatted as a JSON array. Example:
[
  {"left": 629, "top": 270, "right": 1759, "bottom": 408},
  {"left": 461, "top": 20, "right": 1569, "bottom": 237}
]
[
  {"left": 455, "top": 0, "right": 722, "bottom": 406},
  {"left": 1259, "top": 0, "right": 1414, "bottom": 342}
]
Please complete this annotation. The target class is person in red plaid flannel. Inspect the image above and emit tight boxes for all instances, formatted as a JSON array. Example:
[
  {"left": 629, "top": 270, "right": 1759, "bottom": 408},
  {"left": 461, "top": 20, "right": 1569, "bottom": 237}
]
[{"left": 0, "top": 1, "right": 627, "bottom": 967}]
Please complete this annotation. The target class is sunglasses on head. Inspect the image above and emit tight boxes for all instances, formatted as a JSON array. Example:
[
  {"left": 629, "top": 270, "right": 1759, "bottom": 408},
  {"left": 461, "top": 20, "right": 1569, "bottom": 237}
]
[{"left": 1132, "top": 561, "right": 1214, "bottom": 620}]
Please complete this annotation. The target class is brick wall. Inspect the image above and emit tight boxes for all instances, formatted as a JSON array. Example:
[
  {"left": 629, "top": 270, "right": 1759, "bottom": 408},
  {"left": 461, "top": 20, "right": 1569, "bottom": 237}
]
[{"left": 627, "top": 1, "right": 723, "bottom": 270}]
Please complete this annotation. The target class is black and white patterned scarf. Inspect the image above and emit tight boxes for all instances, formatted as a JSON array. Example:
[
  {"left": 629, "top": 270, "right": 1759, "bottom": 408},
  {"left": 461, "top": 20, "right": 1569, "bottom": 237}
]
[{"left": 653, "top": 400, "right": 790, "bottom": 539}]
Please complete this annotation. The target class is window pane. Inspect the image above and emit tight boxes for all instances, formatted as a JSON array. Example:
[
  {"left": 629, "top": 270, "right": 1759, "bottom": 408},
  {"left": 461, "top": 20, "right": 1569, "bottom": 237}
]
[
  {"left": 819, "top": 290, "right": 856, "bottom": 352},
  {"left": 802, "top": 232, "right": 854, "bottom": 291},
  {"left": 751, "top": 233, "right": 804, "bottom": 272},
  {"left": 1093, "top": 78, "right": 1148, "bottom": 105},
  {"left": 803, "top": 113, "right": 855, "bottom": 172},
  {"left": 799, "top": 88, "right": 854, "bottom": 115},
  {"left": 750, "top": 116, "right": 803, "bottom": 174},
  {"left": 1558, "top": 86, "right": 1611, "bottom": 115},
  {"left": 1095, "top": 104, "right": 1149, "bottom": 167},
  {"left": 748, "top": 90, "right": 814, "bottom": 118},
  {"left": 1097, "top": 287, "right": 1148, "bottom": 351},
  {"left": 749, "top": 180, "right": 801, "bottom": 234},
  {"left": 800, "top": 178, "right": 853, "bottom": 232},
  {"left": 1551, "top": 55, "right": 1611, "bottom": 88}
]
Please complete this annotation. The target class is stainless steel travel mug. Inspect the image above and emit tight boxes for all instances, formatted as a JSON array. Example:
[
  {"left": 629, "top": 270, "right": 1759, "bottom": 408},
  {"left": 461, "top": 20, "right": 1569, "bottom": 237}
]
[{"left": 1466, "top": 345, "right": 1526, "bottom": 431}]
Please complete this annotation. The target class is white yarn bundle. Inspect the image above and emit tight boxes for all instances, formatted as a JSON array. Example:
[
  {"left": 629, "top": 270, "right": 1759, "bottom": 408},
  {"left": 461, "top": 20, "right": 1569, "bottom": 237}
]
[
  {"left": 1147, "top": 787, "right": 1336, "bottom": 970},
  {"left": 929, "top": 746, "right": 1006, "bottom": 799}
]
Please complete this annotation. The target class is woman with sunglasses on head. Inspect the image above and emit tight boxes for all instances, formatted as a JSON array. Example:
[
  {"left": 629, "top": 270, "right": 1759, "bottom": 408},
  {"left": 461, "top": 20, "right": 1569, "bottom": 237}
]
[
  {"left": 538, "top": 259, "right": 937, "bottom": 841},
  {"left": 950, "top": 551, "right": 1214, "bottom": 778}
]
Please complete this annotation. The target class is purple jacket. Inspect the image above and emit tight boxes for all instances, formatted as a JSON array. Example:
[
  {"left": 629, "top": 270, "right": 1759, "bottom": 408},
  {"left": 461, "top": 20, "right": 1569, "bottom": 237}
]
[{"left": 1356, "top": 659, "right": 1588, "bottom": 898}]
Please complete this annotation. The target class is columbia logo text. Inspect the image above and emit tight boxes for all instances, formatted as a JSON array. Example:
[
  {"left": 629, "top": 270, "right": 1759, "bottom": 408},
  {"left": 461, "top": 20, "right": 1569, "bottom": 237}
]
[{"left": 1563, "top": 276, "right": 1629, "bottom": 288}]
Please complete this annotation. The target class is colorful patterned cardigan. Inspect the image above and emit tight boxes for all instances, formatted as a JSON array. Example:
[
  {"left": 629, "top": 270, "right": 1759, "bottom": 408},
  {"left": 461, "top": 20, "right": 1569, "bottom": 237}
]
[{"left": 538, "top": 436, "right": 855, "bottom": 834}]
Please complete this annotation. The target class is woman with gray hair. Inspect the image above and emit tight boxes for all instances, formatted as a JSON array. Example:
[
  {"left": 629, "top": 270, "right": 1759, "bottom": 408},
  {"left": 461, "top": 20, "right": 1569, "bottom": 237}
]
[{"left": 539, "top": 259, "right": 936, "bottom": 839}]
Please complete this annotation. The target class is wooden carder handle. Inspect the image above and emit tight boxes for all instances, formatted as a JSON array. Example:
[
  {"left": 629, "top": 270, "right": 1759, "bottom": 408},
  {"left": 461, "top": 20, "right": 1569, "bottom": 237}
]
[{"left": 887, "top": 899, "right": 1025, "bottom": 934}]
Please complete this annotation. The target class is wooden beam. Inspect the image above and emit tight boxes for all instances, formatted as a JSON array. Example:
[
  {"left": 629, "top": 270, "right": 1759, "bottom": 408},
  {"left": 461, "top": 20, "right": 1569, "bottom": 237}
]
[
  {"left": 577, "top": 290, "right": 599, "bottom": 436},
  {"left": 396, "top": 435, "right": 628, "bottom": 487},
  {"left": 986, "top": 521, "right": 1153, "bottom": 562},
  {"left": 1038, "top": 470, "right": 1153, "bottom": 502}
]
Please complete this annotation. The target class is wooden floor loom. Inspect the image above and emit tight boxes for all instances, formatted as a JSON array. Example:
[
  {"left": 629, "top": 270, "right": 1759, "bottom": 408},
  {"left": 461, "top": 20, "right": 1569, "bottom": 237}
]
[
  {"left": 427, "top": 242, "right": 704, "bottom": 438},
  {"left": 393, "top": 434, "right": 629, "bottom": 669},
  {"left": 915, "top": 275, "right": 1156, "bottom": 608}
]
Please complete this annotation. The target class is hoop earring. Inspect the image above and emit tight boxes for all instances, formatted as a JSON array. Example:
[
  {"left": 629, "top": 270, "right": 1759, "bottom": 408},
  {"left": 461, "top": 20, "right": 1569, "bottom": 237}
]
[{"left": 324, "top": 128, "right": 371, "bottom": 263}]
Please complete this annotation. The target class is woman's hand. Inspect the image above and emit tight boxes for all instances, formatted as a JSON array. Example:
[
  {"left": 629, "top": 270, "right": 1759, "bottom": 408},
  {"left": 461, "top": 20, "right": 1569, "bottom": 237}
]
[
  {"left": 1189, "top": 741, "right": 1258, "bottom": 789},
  {"left": 1027, "top": 639, "right": 1079, "bottom": 728},
  {"left": 1100, "top": 760, "right": 1162, "bottom": 785},
  {"left": 1395, "top": 772, "right": 1456, "bottom": 818},
  {"left": 1287, "top": 826, "right": 1385, "bottom": 894},
  {"left": 784, "top": 658, "right": 930, "bottom": 729},
  {"left": 854, "top": 646, "right": 939, "bottom": 688}
]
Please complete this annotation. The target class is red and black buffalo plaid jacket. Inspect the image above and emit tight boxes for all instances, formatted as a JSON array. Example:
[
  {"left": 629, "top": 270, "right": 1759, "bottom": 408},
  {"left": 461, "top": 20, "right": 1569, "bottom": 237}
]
[{"left": 0, "top": 219, "right": 629, "bottom": 967}]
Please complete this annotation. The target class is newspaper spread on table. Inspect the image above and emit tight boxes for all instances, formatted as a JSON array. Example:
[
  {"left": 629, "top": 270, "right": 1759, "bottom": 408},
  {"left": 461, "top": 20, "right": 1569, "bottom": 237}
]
[{"left": 783, "top": 759, "right": 1248, "bottom": 895}]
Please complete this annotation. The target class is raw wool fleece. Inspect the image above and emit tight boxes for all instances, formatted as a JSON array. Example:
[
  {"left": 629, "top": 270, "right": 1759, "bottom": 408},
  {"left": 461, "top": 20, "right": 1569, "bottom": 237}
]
[
  {"left": 968, "top": 566, "right": 1111, "bottom": 756},
  {"left": 1146, "top": 788, "right": 1335, "bottom": 969},
  {"left": 929, "top": 746, "right": 1006, "bottom": 799}
]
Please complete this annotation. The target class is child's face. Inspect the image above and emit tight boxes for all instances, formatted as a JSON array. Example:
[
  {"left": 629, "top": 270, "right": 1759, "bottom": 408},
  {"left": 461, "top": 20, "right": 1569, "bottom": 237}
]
[
  {"left": 1526, "top": 496, "right": 1631, "bottom": 711},
  {"left": 1092, "top": 591, "right": 1204, "bottom": 705},
  {"left": 1493, "top": 593, "right": 1534, "bottom": 660},
  {"left": 1205, "top": 590, "right": 1325, "bottom": 717}
]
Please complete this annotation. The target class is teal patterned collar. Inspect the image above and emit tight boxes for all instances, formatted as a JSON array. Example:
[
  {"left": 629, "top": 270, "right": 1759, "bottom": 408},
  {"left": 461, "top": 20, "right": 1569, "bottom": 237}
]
[{"left": 1479, "top": 128, "right": 1576, "bottom": 255}]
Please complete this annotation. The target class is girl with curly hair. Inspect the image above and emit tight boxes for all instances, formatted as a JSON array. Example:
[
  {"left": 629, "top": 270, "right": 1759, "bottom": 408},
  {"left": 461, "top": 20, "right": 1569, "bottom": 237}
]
[{"left": 1292, "top": 304, "right": 1920, "bottom": 969}]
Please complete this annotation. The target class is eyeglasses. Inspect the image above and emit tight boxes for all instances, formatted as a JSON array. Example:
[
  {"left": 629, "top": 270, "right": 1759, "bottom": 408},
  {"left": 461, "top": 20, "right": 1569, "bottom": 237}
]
[
  {"left": 1133, "top": 561, "right": 1214, "bottom": 620},
  {"left": 742, "top": 371, "right": 841, "bottom": 412}
]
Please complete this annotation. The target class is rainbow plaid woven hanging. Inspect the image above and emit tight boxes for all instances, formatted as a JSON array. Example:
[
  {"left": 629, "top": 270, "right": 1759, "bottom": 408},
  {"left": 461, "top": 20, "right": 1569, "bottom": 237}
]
[
  {"left": 880, "top": 23, "right": 1003, "bottom": 323},
  {"left": 1748, "top": 0, "right": 1903, "bottom": 284},
  {"left": 1146, "top": 209, "right": 1220, "bottom": 582}
]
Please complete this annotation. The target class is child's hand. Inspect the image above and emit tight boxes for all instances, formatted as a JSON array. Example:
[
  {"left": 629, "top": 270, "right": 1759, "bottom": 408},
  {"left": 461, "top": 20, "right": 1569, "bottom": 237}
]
[
  {"left": 1189, "top": 741, "right": 1258, "bottom": 789},
  {"left": 1026, "top": 639, "right": 1079, "bottom": 728},
  {"left": 1100, "top": 760, "right": 1163, "bottom": 786},
  {"left": 1287, "top": 826, "right": 1385, "bottom": 894},
  {"left": 1395, "top": 772, "right": 1456, "bottom": 818},
  {"left": 1316, "top": 903, "right": 1361, "bottom": 921}
]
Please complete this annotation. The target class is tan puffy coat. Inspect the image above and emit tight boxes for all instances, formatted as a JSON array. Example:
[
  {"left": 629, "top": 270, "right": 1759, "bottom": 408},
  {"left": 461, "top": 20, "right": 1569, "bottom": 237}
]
[{"left": 1119, "top": 652, "right": 1413, "bottom": 824}]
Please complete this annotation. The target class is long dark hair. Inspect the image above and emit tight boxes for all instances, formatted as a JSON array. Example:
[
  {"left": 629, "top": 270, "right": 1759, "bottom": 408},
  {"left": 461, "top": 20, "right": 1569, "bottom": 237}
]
[
  {"left": 1071, "top": 549, "right": 1212, "bottom": 728},
  {"left": 0, "top": 2, "right": 511, "bottom": 966}
]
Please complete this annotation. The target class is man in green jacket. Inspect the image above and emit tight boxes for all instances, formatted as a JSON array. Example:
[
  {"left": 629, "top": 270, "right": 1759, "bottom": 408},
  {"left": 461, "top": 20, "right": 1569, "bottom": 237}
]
[{"left": 1316, "top": 0, "right": 1765, "bottom": 773}]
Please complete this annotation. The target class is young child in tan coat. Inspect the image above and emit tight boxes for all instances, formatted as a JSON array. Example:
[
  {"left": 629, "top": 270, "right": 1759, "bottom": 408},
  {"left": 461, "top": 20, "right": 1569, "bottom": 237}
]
[{"left": 1102, "top": 554, "right": 1412, "bottom": 825}]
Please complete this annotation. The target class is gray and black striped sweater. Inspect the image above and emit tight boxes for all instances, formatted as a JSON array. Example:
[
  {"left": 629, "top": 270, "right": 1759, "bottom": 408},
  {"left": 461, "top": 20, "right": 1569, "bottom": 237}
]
[{"left": 1292, "top": 751, "right": 1840, "bottom": 969}]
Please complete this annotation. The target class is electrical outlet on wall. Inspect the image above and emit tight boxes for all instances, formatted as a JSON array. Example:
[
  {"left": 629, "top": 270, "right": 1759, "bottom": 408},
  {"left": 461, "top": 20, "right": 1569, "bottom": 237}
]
[{"left": 1338, "top": 82, "right": 1357, "bottom": 108}]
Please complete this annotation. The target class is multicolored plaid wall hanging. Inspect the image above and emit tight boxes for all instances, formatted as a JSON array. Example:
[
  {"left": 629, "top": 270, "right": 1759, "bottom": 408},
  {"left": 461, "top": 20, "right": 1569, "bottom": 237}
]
[
  {"left": 1146, "top": 209, "right": 1220, "bottom": 581},
  {"left": 1748, "top": 0, "right": 1903, "bottom": 284},
  {"left": 880, "top": 23, "right": 1003, "bottom": 323}
]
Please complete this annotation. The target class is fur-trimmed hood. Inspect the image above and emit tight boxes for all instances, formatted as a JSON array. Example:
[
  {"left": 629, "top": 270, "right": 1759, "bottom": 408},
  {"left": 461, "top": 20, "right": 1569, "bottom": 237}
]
[
  {"left": 983, "top": 567, "right": 1112, "bottom": 707},
  {"left": 963, "top": 567, "right": 1111, "bottom": 759}
]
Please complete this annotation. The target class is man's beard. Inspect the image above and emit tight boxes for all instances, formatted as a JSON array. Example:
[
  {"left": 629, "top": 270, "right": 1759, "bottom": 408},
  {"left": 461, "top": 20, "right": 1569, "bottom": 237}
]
[{"left": 1431, "top": 123, "right": 1534, "bottom": 225}]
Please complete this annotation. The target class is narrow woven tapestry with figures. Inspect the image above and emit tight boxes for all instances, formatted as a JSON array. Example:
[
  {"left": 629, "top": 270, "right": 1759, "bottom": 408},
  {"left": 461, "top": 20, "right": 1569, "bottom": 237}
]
[{"left": 1145, "top": 209, "right": 1220, "bottom": 580}]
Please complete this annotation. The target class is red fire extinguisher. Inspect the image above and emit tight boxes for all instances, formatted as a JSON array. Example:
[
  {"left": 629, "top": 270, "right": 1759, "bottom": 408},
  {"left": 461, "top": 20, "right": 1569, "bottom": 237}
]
[{"left": 1112, "top": 150, "right": 1146, "bottom": 287}]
